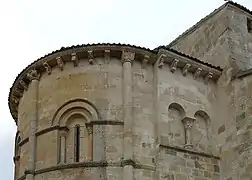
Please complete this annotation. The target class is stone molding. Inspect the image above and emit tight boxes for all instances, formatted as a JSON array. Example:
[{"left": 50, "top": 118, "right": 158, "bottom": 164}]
[
  {"left": 17, "top": 120, "right": 124, "bottom": 148},
  {"left": 17, "top": 160, "right": 155, "bottom": 180},
  {"left": 159, "top": 144, "right": 220, "bottom": 160},
  {"left": 9, "top": 44, "right": 222, "bottom": 123}
]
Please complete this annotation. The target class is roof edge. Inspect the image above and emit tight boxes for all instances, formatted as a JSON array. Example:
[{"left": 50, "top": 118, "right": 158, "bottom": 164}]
[{"left": 167, "top": 2, "right": 228, "bottom": 48}]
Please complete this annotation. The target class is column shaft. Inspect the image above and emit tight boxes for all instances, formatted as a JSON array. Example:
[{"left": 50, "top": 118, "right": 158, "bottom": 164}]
[
  {"left": 122, "top": 51, "right": 134, "bottom": 180},
  {"left": 26, "top": 70, "right": 40, "bottom": 180}
]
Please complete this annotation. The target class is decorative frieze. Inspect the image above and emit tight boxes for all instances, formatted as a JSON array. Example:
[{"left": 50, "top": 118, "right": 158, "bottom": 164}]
[
  {"left": 71, "top": 53, "right": 78, "bottom": 67},
  {"left": 27, "top": 69, "right": 40, "bottom": 81},
  {"left": 194, "top": 68, "right": 202, "bottom": 79},
  {"left": 170, "top": 59, "right": 179, "bottom": 73},
  {"left": 182, "top": 63, "right": 191, "bottom": 76},
  {"left": 43, "top": 62, "right": 52, "bottom": 75},
  {"left": 88, "top": 50, "right": 95, "bottom": 65},
  {"left": 142, "top": 55, "right": 149, "bottom": 69},
  {"left": 56, "top": 57, "right": 64, "bottom": 71}
]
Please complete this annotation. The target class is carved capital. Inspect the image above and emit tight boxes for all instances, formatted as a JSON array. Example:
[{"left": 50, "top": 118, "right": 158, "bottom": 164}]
[
  {"left": 19, "top": 80, "right": 28, "bottom": 91},
  {"left": 27, "top": 69, "right": 40, "bottom": 81},
  {"left": 142, "top": 55, "right": 149, "bottom": 69},
  {"left": 71, "top": 53, "right": 78, "bottom": 67},
  {"left": 205, "top": 72, "right": 213, "bottom": 84},
  {"left": 86, "top": 126, "right": 93, "bottom": 135},
  {"left": 170, "top": 59, "right": 179, "bottom": 73},
  {"left": 122, "top": 51, "right": 135, "bottom": 63},
  {"left": 193, "top": 68, "right": 202, "bottom": 79},
  {"left": 59, "top": 126, "right": 69, "bottom": 137},
  {"left": 181, "top": 117, "right": 195, "bottom": 130},
  {"left": 43, "top": 62, "right": 52, "bottom": 75},
  {"left": 104, "top": 50, "right": 110, "bottom": 63},
  {"left": 157, "top": 54, "right": 166, "bottom": 68},
  {"left": 88, "top": 50, "right": 95, "bottom": 65},
  {"left": 182, "top": 63, "right": 191, "bottom": 76},
  {"left": 56, "top": 57, "right": 64, "bottom": 71}
]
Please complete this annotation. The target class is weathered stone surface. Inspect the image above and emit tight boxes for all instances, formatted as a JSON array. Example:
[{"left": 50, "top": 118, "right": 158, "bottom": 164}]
[{"left": 10, "top": 3, "right": 252, "bottom": 180}]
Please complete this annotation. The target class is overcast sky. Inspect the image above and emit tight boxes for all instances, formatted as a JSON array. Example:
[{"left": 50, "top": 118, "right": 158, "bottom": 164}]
[{"left": 1, "top": 0, "right": 252, "bottom": 179}]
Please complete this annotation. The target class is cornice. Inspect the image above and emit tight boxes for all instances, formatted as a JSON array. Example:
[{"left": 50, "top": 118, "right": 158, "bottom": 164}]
[
  {"left": 8, "top": 43, "right": 222, "bottom": 123},
  {"left": 156, "top": 48, "right": 222, "bottom": 82}
]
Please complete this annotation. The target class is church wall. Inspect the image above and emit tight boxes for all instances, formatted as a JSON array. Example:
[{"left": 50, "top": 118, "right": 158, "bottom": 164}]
[
  {"left": 219, "top": 75, "right": 252, "bottom": 180},
  {"left": 155, "top": 62, "right": 221, "bottom": 180},
  {"left": 37, "top": 57, "right": 123, "bottom": 131},
  {"left": 157, "top": 146, "right": 220, "bottom": 180},
  {"left": 157, "top": 63, "right": 218, "bottom": 154},
  {"left": 132, "top": 61, "right": 155, "bottom": 168},
  {"left": 171, "top": 6, "right": 252, "bottom": 73},
  {"left": 12, "top": 46, "right": 222, "bottom": 180},
  {"left": 170, "top": 8, "right": 230, "bottom": 69}
]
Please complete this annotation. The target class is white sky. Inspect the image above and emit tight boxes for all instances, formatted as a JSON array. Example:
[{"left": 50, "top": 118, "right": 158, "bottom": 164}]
[{"left": 0, "top": 0, "right": 252, "bottom": 179}]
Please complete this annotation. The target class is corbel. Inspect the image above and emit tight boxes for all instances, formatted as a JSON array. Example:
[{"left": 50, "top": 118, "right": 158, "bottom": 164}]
[
  {"left": 193, "top": 68, "right": 202, "bottom": 79},
  {"left": 19, "top": 80, "right": 28, "bottom": 91},
  {"left": 205, "top": 72, "right": 213, "bottom": 84},
  {"left": 71, "top": 53, "right": 78, "bottom": 67},
  {"left": 43, "top": 62, "right": 52, "bottom": 75},
  {"left": 142, "top": 55, "right": 149, "bottom": 69},
  {"left": 56, "top": 57, "right": 64, "bottom": 71},
  {"left": 104, "top": 50, "right": 110, "bottom": 63},
  {"left": 27, "top": 69, "right": 40, "bottom": 81},
  {"left": 12, "top": 96, "right": 20, "bottom": 104},
  {"left": 88, "top": 50, "right": 95, "bottom": 65},
  {"left": 14, "top": 88, "right": 22, "bottom": 97},
  {"left": 157, "top": 54, "right": 166, "bottom": 68},
  {"left": 170, "top": 59, "right": 179, "bottom": 73},
  {"left": 182, "top": 63, "right": 191, "bottom": 76}
]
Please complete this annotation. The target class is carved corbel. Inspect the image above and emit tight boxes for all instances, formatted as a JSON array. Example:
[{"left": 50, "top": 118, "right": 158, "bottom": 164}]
[
  {"left": 182, "top": 63, "right": 191, "bottom": 76},
  {"left": 193, "top": 68, "right": 202, "bottom": 79},
  {"left": 122, "top": 51, "right": 135, "bottom": 63},
  {"left": 12, "top": 96, "right": 20, "bottom": 104},
  {"left": 19, "top": 80, "right": 28, "bottom": 91},
  {"left": 56, "top": 57, "right": 64, "bottom": 71},
  {"left": 27, "top": 69, "right": 40, "bottom": 81},
  {"left": 142, "top": 55, "right": 149, "bottom": 69},
  {"left": 88, "top": 50, "right": 95, "bottom": 65},
  {"left": 181, "top": 117, "right": 196, "bottom": 149},
  {"left": 43, "top": 62, "right": 52, "bottom": 75},
  {"left": 71, "top": 53, "right": 79, "bottom": 67},
  {"left": 104, "top": 50, "right": 110, "bottom": 63},
  {"left": 170, "top": 59, "right": 179, "bottom": 73},
  {"left": 157, "top": 54, "right": 166, "bottom": 68},
  {"left": 205, "top": 72, "right": 213, "bottom": 84}
]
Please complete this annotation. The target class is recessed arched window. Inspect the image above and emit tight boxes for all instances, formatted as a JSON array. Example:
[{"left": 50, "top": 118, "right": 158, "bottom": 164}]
[{"left": 74, "top": 124, "right": 80, "bottom": 162}]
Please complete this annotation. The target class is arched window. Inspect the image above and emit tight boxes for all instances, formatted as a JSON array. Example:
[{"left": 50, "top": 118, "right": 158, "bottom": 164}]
[
  {"left": 167, "top": 103, "right": 186, "bottom": 146},
  {"left": 192, "top": 110, "right": 210, "bottom": 152},
  {"left": 74, "top": 124, "right": 80, "bottom": 162},
  {"left": 53, "top": 99, "right": 100, "bottom": 164}
]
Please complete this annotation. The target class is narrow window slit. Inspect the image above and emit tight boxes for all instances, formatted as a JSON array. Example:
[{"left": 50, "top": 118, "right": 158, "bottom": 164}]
[{"left": 74, "top": 125, "right": 80, "bottom": 162}]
